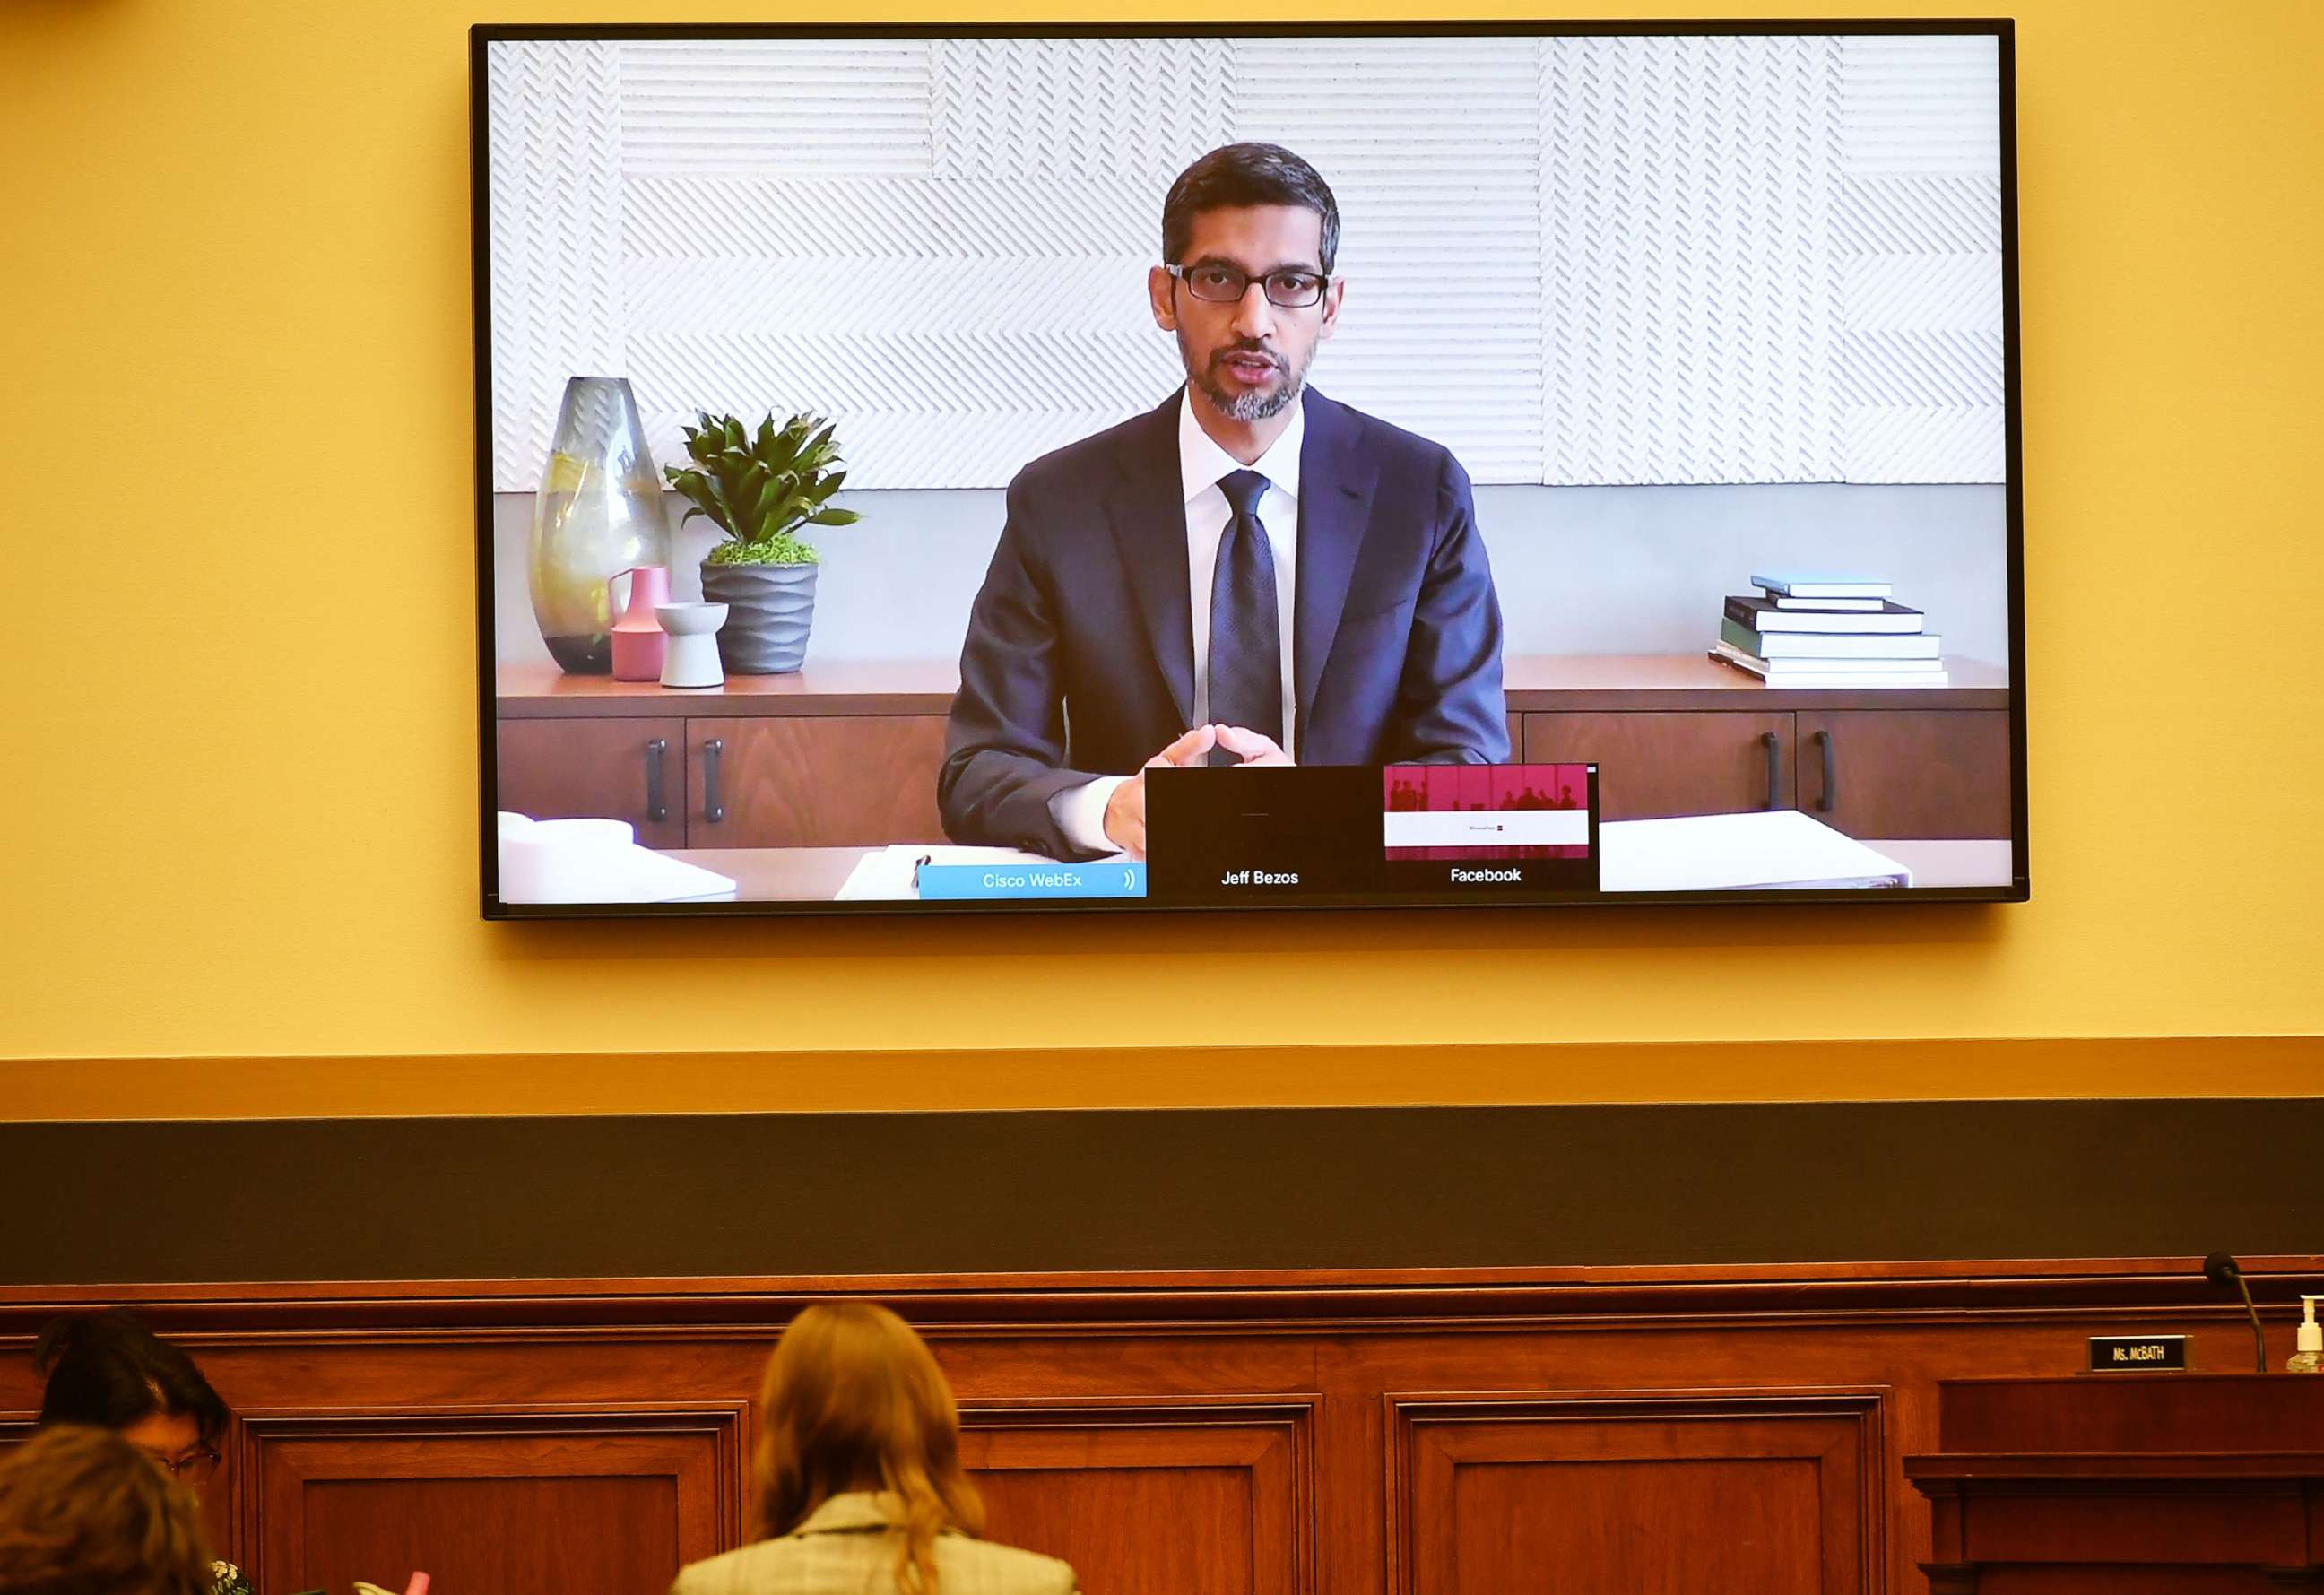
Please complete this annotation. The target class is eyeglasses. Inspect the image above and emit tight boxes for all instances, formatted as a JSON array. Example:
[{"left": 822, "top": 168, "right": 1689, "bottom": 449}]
[
  {"left": 1164, "top": 263, "right": 1330, "bottom": 309},
  {"left": 143, "top": 1447, "right": 221, "bottom": 1485}
]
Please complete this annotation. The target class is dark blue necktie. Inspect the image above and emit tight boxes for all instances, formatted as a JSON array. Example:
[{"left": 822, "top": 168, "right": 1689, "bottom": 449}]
[{"left": 1207, "top": 468, "right": 1281, "bottom": 767}]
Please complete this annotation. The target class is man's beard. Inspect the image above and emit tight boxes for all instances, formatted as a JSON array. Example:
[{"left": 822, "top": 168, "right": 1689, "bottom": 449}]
[{"left": 1181, "top": 332, "right": 1310, "bottom": 421}]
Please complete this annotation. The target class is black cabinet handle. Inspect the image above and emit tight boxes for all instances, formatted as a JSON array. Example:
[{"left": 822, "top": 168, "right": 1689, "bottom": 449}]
[
  {"left": 702, "top": 738, "right": 724, "bottom": 824},
  {"left": 644, "top": 738, "right": 668, "bottom": 824},
  {"left": 1761, "top": 731, "right": 1781, "bottom": 810},
  {"left": 1813, "top": 729, "right": 1836, "bottom": 813}
]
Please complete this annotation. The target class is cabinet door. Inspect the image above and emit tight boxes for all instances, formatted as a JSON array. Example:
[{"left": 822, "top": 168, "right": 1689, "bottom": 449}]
[
  {"left": 689, "top": 715, "right": 949, "bottom": 845},
  {"left": 1523, "top": 712, "right": 1792, "bottom": 819},
  {"left": 1793, "top": 709, "right": 2012, "bottom": 839},
  {"left": 495, "top": 717, "right": 687, "bottom": 849}
]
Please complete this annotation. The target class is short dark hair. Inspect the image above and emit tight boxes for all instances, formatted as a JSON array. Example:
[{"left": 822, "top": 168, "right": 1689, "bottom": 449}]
[
  {"left": 1161, "top": 143, "right": 1340, "bottom": 276},
  {"left": 33, "top": 1311, "right": 230, "bottom": 1451}
]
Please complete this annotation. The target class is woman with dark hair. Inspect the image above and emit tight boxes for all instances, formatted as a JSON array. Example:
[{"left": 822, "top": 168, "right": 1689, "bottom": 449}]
[
  {"left": 670, "top": 1302, "right": 1078, "bottom": 1595},
  {"left": 0, "top": 1426, "right": 215, "bottom": 1595},
  {"left": 32, "top": 1311, "right": 252, "bottom": 1595}
]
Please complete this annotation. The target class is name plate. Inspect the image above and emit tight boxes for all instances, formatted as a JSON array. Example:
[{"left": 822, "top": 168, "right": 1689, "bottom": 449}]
[{"left": 2089, "top": 1333, "right": 2188, "bottom": 1371}]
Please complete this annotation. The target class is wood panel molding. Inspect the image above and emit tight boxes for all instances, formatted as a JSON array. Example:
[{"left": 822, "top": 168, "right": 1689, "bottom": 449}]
[
  {"left": 960, "top": 1397, "right": 1316, "bottom": 1595},
  {"left": 233, "top": 1403, "right": 747, "bottom": 1595},
  {"left": 5, "top": 1255, "right": 2320, "bottom": 1338},
  {"left": 1387, "top": 1391, "right": 1886, "bottom": 1595}
]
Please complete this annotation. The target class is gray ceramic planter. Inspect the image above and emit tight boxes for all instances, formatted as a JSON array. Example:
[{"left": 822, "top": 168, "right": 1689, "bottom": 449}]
[{"left": 699, "top": 561, "right": 817, "bottom": 674}]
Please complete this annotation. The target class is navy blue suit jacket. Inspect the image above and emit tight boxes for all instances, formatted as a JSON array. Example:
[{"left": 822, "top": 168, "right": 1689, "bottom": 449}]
[{"left": 940, "top": 387, "right": 1508, "bottom": 859}]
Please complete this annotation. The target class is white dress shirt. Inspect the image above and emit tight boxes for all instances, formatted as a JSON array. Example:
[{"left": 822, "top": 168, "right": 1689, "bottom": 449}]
[{"left": 1052, "top": 390, "right": 1305, "bottom": 854}]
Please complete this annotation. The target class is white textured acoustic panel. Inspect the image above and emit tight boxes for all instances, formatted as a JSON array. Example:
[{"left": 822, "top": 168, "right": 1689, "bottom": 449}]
[
  {"left": 485, "top": 34, "right": 2007, "bottom": 490},
  {"left": 1835, "top": 35, "right": 2004, "bottom": 481},
  {"left": 929, "top": 39, "right": 1234, "bottom": 182},
  {"left": 486, "top": 41, "right": 624, "bottom": 491},
  {"left": 615, "top": 40, "right": 933, "bottom": 178},
  {"left": 1233, "top": 36, "right": 1547, "bottom": 484},
  {"left": 1540, "top": 35, "right": 1839, "bottom": 486}
]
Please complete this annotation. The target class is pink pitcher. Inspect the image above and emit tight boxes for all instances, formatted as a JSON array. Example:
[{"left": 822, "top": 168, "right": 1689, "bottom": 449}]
[{"left": 609, "top": 566, "right": 671, "bottom": 681}]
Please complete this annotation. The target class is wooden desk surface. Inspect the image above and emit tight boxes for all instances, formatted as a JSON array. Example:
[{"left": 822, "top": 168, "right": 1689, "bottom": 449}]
[
  {"left": 501, "top": 654, "right": 2012, "bottom": 717},
  {"left": 668, "top": 838, "right": 2014, "bottom": 903}
]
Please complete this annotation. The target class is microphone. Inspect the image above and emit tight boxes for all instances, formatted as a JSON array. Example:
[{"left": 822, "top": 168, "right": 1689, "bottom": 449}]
[{"left": 2203, "top": 1252, "right": 2268, "bottom": 1373}]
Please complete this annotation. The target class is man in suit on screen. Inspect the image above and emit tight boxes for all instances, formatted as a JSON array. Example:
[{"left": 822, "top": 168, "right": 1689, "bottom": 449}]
[{"left": 941, "top": 142, "right": 1507, "bottom": 860}]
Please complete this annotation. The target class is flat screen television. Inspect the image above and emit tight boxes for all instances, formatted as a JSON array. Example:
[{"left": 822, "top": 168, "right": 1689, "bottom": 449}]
[{"left": 473, "top": 20, "right": 2024, "bottom": 916}]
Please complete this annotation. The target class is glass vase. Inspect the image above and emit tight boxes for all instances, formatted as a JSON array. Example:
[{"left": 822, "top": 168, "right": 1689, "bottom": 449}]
[{"left": 528, "top": 377, "right": 671, "bottom": 673}]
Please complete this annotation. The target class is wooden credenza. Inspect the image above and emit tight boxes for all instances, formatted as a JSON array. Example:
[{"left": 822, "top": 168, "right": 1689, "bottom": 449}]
[{"left": 494, "top": 655, "right": 2014, "bottom": 847}]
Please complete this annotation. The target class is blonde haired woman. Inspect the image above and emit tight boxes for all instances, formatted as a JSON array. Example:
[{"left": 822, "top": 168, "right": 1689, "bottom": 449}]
[{"left": 671, "top": 1303, "right": 1078, "bottom": 1595}]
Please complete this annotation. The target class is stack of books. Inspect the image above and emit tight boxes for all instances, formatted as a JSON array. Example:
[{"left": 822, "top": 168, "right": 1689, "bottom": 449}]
[{"left": 1712, "top": 575, "right": 1947, "bottom": 688}]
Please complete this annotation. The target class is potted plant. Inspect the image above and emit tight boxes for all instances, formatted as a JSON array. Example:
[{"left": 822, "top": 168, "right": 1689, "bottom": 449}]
[{"left": 663, "top": 411, "right": 861, "bottom": 674}]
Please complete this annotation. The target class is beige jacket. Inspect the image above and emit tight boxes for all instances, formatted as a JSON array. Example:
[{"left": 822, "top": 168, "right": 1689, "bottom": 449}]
[{"left": 670, "top": 1493, "right": 1079, "bottom": 1595}]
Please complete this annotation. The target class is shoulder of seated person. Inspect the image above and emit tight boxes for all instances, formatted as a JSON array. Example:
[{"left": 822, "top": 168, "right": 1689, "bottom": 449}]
[
  {"left": 1313, "top": 394, "right": 1460, "bottom": 481},
  {"left": 941, "top": 1535, "right": 1078, "bottom": 1591},
  {"left": 672, "top": 1536, "right": 1072, "bottom": 1594},
  {"left": 668, "top": 1540, "right": 797, "bottom": 1590},
  {"left": 1007, "top": 407, "right": 1160, "bottom": 496}
]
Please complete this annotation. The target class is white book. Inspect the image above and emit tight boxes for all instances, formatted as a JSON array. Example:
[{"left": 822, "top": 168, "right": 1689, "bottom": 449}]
[
  {"left": 1713, "top": 642, "right": 1951, "bottom": 688},
  {"left": 1751, "top": 575, "right": 1894, "bottom": 599},
  {"left": 1728, "top": 622, "right": 1943, "bottom": 659},
  {"left": 1729, "top": 594, "right": 1922, "bottom": 634},
  {"left": 1732, "top": 652, "right": 1943, "bottom": 673}
]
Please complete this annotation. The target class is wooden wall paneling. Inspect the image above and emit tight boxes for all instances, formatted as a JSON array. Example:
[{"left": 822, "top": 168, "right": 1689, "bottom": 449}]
[
  {"left": 958, "top": 1398, "right": 1315, "bottom": 1595},
  {"left": 235, "top": 1405, "right": 745, "bottom": 1595},
  {"left": 1386, "top": 1391, "right": 1884, "bottom": 1595},
  {"left": 5, "top": 1261, "right": 2323, "bottom": 1595},
  {"left": 1333, "top": 1332, "right": 1929, "bottom": 1595}
]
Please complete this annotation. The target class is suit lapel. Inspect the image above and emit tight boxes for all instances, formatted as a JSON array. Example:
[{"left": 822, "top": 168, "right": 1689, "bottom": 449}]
[
  {"left": 1106, "top": 391, "right": 1197, "bottom": 727},
  {"left": 1294, "top": 389, "right": 1377, "bottom": 738}
]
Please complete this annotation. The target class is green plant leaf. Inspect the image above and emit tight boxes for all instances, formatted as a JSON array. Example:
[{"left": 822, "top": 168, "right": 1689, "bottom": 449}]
[{"left": 669, "top": 409, "right": 850, "bottom": 539}]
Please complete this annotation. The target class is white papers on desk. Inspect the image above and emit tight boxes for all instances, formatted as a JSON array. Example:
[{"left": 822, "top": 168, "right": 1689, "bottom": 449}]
[
  {"left": 1598, "top": 811, "right": 1912, "bottom": 891},
  {"left": 496, "top": 812, "right": 738, "bottom": 904},
  {"left": 835, "top": 844, "right": 1076, "bottom": 901}
]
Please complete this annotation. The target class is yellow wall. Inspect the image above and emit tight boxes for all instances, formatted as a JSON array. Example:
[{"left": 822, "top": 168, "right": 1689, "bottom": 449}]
[{"left": 3, "top": 0, "right": 2320, "bottom": 1115}]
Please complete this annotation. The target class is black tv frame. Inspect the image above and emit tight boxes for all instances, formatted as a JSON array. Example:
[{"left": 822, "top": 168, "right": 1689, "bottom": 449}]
[{"left": 471, "top": 18, "right": 2026, "bottom": 920}]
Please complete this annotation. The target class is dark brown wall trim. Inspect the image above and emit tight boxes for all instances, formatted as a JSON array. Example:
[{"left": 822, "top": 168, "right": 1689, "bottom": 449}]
[{"left": 4, "top": 1098, "right": 2320, "bottom": 1286}]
